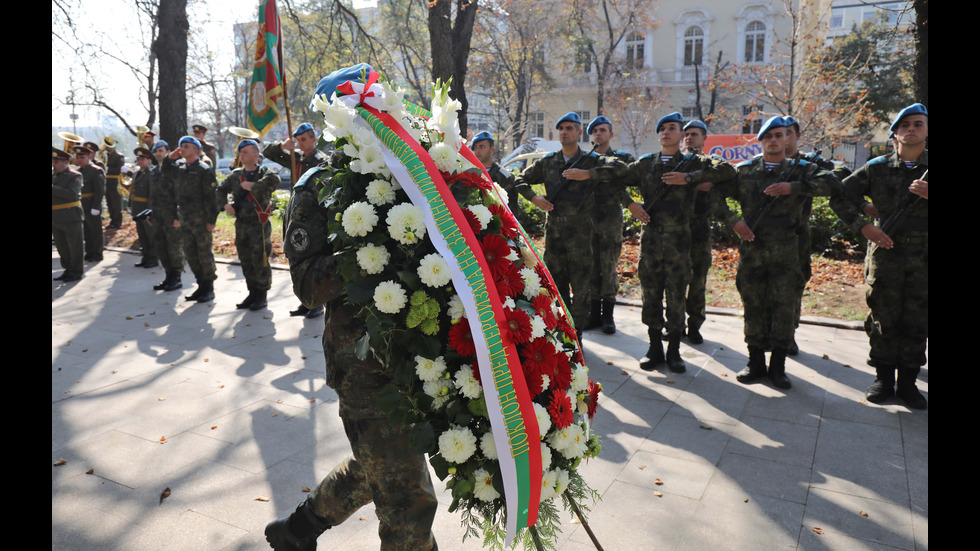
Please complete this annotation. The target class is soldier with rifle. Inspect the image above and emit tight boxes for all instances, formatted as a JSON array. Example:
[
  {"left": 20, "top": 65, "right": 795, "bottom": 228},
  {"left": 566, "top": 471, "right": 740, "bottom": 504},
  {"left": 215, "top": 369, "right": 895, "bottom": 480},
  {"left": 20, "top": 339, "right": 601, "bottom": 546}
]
[
  {"left": 619, "top": 112, "right": 735, "bottom": 373},
  {"left": 840, "top": 103, "right": 928, "bottom": 409}
]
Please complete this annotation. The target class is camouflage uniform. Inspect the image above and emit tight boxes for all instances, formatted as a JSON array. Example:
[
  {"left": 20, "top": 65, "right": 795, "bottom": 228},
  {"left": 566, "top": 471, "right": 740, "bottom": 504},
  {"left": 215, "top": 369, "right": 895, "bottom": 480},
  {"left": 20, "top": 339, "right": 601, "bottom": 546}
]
[
  {"left": 712, "top": 156, "right": 854, "bottom": 350},
  {"left": 148, "top": 161, "right": 184, "bottom": 277},
  {"left": 200, "top": 140, "right": 218, "bottom": 169},
  {"left": 130, "top": 166, "right": 157, "bottom": 264},
  {"left": 163, "top": 156, "right": 218, "bottom": 285},
  {"left": 104, "top": 149, "right": 125, "bottom": 227},
  {"left": 591, "top": 150, "right": 635, "bottom": 302},
  {"left": 623, "top": 152, "right": 736, "bottom": 338},
  {"left": 79, "top": 163, "right": 106, "bottom": 261},
  {"left": 52, "top": 167, "right": 85, "bottom": 278},
  {"left": 513, "top": 148, "right": 618, "bottom": 329},
  {"left": 486, "top": 162, "right": 519, "bottom": 216},
  {"left": 216, "top": 165, "right": 280, "bottom": 293},
  {"left": 841, "top": 151, "right": 928, "bottom": 372},
  {"left": 263, "top": 141, "right": 329, "bottom": 183},
  {"left": 282, "top": 167, "right": 439, "bottom": 550}
]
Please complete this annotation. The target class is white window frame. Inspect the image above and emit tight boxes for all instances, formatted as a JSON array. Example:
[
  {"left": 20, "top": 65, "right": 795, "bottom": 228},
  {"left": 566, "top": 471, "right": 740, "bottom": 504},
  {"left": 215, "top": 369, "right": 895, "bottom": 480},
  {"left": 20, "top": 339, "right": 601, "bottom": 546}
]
[
  {"left": 673, "top": 8, "right": 714, "bottom": 72},
  {"left": 734, "top": 3, "right": 777, "bottom": 65}
]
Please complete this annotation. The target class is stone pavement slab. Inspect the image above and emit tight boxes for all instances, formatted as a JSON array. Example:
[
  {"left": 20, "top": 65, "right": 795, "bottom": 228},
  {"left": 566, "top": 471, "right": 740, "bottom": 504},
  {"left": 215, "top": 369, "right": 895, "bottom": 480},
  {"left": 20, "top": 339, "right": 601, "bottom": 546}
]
[{"left": 53, "top": 249, "right": 927, "bottom": 550}]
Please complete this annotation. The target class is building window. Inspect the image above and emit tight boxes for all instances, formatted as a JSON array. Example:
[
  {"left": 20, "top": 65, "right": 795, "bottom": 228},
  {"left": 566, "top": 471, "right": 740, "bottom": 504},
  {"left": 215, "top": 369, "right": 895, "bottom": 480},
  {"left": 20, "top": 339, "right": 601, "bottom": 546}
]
[
  {"left": 529, "top": 112, "right": 545, "bottom": 138},
  {"left": 575, "top": 111, "right": 591, "bottom": 143},
  {"left": 744, "top": 21, "right": 765, "bottom": 63},
  {"left": 741, "top": 105, "right": 763, "bottom": 135},
  {"left": 684, "top": 26, "right": 704, "bottom": 66},
  {"left": 625, "top": 32, "right": 645, "bottom": 69},
  {"left": 682, "top": 107, "right": 698, "bottom": 118}
]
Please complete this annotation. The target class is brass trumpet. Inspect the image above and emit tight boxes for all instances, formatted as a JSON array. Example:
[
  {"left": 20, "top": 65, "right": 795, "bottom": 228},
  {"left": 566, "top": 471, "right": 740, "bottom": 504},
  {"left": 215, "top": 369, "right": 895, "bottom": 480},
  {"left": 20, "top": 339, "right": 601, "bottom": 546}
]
[
  {"left": 228, "top": 126, "right": 260, "bottom": 170},
  {"left": 58, "top": 131, "right": 84, "bottom": 153}
]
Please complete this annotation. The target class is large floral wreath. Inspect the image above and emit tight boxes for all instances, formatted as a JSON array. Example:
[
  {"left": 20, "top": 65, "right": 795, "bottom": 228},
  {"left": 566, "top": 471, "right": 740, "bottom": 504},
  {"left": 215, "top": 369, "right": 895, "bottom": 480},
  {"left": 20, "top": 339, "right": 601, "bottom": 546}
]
[{"left": 306, "top": 64, "right": 601, "bottom": 550}]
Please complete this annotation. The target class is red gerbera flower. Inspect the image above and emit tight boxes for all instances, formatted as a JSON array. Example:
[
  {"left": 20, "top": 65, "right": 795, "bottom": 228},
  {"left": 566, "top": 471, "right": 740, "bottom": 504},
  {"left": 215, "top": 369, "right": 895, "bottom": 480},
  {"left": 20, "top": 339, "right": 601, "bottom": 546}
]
[
  {"left": 480, "top": 234, "right": 514, "bottom": 278},
  {"left": 443, "top": 169, "right": 493, "bottom": 190},
  {"left": 504, "top": 307, "right": 533, "bottom": 345},
  {"left": 549, "top": 352, "right": 572, "bottom": 392},
  {"left": 532, "top": 295, "right": 559, "bottom": 330},
  {"left": 585, "top": 379, "right": 602, "bottom": 419},
  {"left": 488, "top": 203, "right": 520, "bottom": 239},
  {"left": 522, "top": 363, "right": 546, "bottom": 397},
  {"left": 494, "top": 262, "right": 525, "bottom": 299},
  {"left": 556, "top": 314, "right": 576, "bottom": 340},
  {"left": 448, "top": 318, "right": 476, "bottom": 357},
  {"left": 548, "top": 391, "right": 574, "bottom": 429},
  {"left": 520, "top": 338, "right": 557, "bottom": 379},
  {"left": 571, "top": 348, "right": 584, "bottom": 366},
  {"left": 534, "top": 262, "right": 560, "bottom": 297},
  {"left": 461, "top": 208, "right": 483, "bottom": 235}
]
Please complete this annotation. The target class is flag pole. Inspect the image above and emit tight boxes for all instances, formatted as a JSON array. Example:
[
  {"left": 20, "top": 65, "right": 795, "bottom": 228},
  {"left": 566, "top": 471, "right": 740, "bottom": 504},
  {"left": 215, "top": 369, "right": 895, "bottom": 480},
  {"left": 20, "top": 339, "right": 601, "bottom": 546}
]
[{"left": 274, "top": 1, "right": 298, "bottom": 192}]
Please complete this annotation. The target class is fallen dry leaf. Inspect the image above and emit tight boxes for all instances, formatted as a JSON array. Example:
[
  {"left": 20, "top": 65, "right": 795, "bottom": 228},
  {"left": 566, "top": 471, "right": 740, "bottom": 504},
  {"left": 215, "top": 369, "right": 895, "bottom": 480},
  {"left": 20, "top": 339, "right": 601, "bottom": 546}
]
[
  {"left": 822, "top": 354, "right": 830, "bottom": 360},
  {"left": 699, "top": 424, "right": 713, "bottom": 430},
  {"left": 621, "top": 370, "right": 628, "bottom": 375},
  {"left": 666, "top": 379, "right": 675, "bottom": 384},
  {"left": 606, "top": 361, "right": 613, "bottom": 365},
  {"left": 302, "top": 487, "right": 311, "bottom": 493},
  {"left": 211, "top": 426, "right": 218, "bottom": 430},
  {"left": 126, "top": 316, "right": 133, "bottom": 320},
  {"left": 637, "top": 465, "right": 646, "bottom": 470},
  {"left": 653, "top": 491, "right": 663, "bottom": 497},
  {"left": 53, "top": 459, "right": 68, "bottom": 466},
  {"left": 359, "top": 515, "right": 369, "bottom": 521},
  {"left": 254, "top": 496, "right": 270, "bottom": 502},
  {"left": 812, "top": 527, "right": 824, "bottom": 535},
  {"left": 859, "top": 511, "right": 869, "bottom": 517},
  {"left": 744, "top": 498, "right": 750, "bottom": 503},
  {"left": 159, "top": 487, "right": 171, "bottom": 504},
  {"left": 654, "top": 478, "right": 664, "bottom": 485},
  {"left": 86, "top": 468, "right": 94, "bottom": 475},
  {"left": 159, "top": 436, "right": 167, "bottom": 443},
  {"left": 571, "top": 516, "right": 581, "bottom": 524}
]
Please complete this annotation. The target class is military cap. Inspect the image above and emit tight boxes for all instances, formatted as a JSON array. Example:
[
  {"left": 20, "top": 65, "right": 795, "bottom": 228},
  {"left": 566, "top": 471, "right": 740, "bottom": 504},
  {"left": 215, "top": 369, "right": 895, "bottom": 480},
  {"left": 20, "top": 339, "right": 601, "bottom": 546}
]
[
  {"left": 656, "top": 112, "right": 684, "bottom": 133},
  {"left": 782, "top": 115, "right": 800, "bottom": 133},
  {"left": 889, "top": 103, "right": 928, "bottom": 133},
  {"left": 72, "top": 145, "right": 94, "bottom": 155},
  {"left": 683, "top": 119, "right": 708, "bottom": 134},
  {"left": 310, "top": 63, "right": 375, "bottom": 109},
  {"left": 757, "top": 115, "right": 789, "bottom": 141},
  {"left": 52, "top": 147, "right": 72, "bottom": 161},
  {"left": 192, "top": 124, "right": 208, "bottom": 133},
  {"left": 134, "top": 147, "right": 153, "bottom": 159},
  {"left": 102, "top": 136, "right": 117, "bottom": 149},
  {"left": 587, "top": 115, "right": 612, "bottom": 135},
  {"left": 555, "top": 112, "right": 581, "bottom": 129},
  {"left": 179, "top": 136, "right": 202, "bottom": 148},
  {"left": 83, "top": 141, "right": 100, "bottom": 151},
  {"left": 470, "top": 131, "right": 493, "bottom": 149},
  {"left": 292, "top": 122, "right": 315, "bottom": 137},
  {"left": 237, "top": 139, "right": 259, "bottom": 152},
  {"left": 152, "top": 140, "right": 170, "bottom": 152},
  {"left": 144, "top": 131, "right": 156, "bottom": 137}
]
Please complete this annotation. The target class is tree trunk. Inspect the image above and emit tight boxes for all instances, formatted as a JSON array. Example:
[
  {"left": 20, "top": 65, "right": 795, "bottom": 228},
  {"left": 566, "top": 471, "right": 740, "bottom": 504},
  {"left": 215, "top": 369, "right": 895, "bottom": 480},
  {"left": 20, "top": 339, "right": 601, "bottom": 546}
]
[
  {"left": 428, "top": 0, "right": 478, "bottom": 133},
  {"left": 913, "top": 0, "right": 928, "bottom": 107},
  {"left": 153, "top": 0, "right": 188, "bottom": 146}
]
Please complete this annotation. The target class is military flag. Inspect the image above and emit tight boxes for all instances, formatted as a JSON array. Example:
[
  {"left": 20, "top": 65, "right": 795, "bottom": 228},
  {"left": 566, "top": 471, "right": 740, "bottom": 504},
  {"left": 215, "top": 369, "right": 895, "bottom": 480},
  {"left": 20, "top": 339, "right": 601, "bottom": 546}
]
[{"left": 247, "top": 0, "right": 283, "bottom": 136}]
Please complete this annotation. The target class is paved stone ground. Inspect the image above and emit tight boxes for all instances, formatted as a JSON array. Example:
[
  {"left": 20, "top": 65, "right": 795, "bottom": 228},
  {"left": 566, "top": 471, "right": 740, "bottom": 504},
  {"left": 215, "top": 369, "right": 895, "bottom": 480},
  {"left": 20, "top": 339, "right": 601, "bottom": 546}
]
[{"left": 53, "top": 249, "right": 927, "bottom": 550}]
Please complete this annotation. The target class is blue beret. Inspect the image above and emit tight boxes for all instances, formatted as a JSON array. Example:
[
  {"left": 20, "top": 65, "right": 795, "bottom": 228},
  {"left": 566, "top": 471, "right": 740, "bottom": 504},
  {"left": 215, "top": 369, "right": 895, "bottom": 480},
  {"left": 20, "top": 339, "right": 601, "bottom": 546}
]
[
  {"left": 178, "top": 136, "right": 202, "bottom": 148},
  {"left": 889, "top": 103, "right": 928, "bottom": 133},
  {"left": 587, "top": 116, "right": 612, "bottom": 135},
  {"left": 237, "top": 139, "right": 259, "bottom": 152},
  {"left": 683, "top": 119, "right": 708, "bottom": 133},
  {"left": 555, "top": 112, "right": 581, "bottom": 129},
  {"left": 782, "top": 116, "right": 800, "bottom": 131},
  {"left": 310, "top": 63, "right": 375, "bottom": 109},
  {"left": 152, "top": 140, "right": 169, "bottom": 152},
  {"left": 656, "top": 112, "right": 684, "bottom": 133},
  {"left": 756, "top": 116, "right": 789, "bottom": 141},
  {"left": 470, "top": 131, "right": 493, "bottom": 149},
  {"left": 293, "top": 122, "right": 315, "bottom": 137}
]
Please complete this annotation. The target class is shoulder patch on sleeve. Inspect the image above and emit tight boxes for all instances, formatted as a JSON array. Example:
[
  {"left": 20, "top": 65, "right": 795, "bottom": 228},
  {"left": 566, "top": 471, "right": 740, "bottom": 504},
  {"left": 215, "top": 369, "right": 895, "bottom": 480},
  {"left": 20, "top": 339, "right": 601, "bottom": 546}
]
[
  {"left": 867, "top": 155, "right": 889, "bottom": 166},
  {"left": 735, "top": 159, "right": 754, "bottom": 168},
  {"left": 294, "top": 166, "right": 327, "bottom": 190}
]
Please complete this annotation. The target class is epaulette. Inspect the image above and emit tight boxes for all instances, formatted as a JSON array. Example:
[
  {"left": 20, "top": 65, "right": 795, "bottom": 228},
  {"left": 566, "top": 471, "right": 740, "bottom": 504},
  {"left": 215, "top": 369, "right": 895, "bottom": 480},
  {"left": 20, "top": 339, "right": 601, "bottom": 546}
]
[
  {"left": 735, "top": 159, "right": 754, "bottom": 169},
  {"left": 639, "top": 152, "right": 656, "bottom": 161},
  {"left": 794, "top": 158, "right": 811, "bottom": 167},
  {"left": 542, "top": 151, "right": 559, "bottom": 160},
  {"left": 866, "top": 155, "right": 890, "bottom": 166},
  {"left": 294, "top": 166, "right": 328, "bottom": 190}
]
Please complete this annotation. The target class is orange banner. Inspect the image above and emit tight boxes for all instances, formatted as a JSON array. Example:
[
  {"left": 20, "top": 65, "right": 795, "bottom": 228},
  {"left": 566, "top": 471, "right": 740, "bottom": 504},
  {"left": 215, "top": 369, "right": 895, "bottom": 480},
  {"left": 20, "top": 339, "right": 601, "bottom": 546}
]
[{"left": 702, "top": 134, "right": 761, "bottom": 164}]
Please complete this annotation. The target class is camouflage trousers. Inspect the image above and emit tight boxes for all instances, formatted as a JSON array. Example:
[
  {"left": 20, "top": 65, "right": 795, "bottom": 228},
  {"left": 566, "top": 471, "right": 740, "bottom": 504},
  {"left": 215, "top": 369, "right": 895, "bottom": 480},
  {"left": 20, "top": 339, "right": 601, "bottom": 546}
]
[
  {"left": 685, "top": 215, "right": 712, "bottom": 332},
  {"left": 736, "top": 234, "right": 802, "bottom": 349},
  {"left": 638, "top": 224, "right": 692, "bottom": 336},
  {"left": 135, "top": 218, "right": 157, "bottom": 262},
  {"left": 793, "top": 224, "right": 812, "bottom": 329},
  {"left": 544, "top": 213, "right": 594, "bottom": 330},
  {"left": 590, "top": 206, "right": 623, "bottom": 301},
  {"left": 180, "top": 223, "right": 216, "bottom": 283},
  {"left": 864, "top": 235, "right": 928, "bottom": 368},
  {"left": 235, "top": 219, "right": 272, "bottom": 291},
  {"left": 308, "top": 302, "right": 438, "bottom": 551},
  {"left": 150, "top": 220, "right": 184, "bottom": 274},
  {"left": 83, "top": 213, "right": 103, "bottom": 259},
  {"left": 52, "top": 219, "right": 84, "bottom": 276}
]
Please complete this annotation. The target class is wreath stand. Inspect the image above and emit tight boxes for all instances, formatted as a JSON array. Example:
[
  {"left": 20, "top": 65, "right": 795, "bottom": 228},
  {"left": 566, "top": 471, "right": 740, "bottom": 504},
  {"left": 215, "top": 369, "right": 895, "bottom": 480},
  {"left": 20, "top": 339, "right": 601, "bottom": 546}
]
[{"left": 528, "top": 490, "right": 605, "bottom": 551}]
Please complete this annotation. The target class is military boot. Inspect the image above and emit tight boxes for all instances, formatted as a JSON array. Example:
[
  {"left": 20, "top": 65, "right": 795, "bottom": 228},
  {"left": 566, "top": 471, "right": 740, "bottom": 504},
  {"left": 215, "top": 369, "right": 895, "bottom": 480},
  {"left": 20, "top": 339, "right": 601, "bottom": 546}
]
[
  {"left": 768, "top": 348, "right": 791, "bottom": 389},
  {"left": 265, "top": 499, "right": 331, "bottom": 551},
  {"left": 154, "top": 273, "right": 170, "bottom": 290},
  {"left": 686, "top": 326, "right": 704, "bottom": 344},
  {"left": 584, "top": 299, "right": 602, "bottom": 331},
  {"left": 600, "top": 299, "right": 616, "bottom": 334},
  {"left": 639, "top": 333, "right": 665, "bottom": 372},
  {"left": 290, "top": 304, "right": 310, "bottom": 317},
  {"left": 788, "top": 339, "right": 799, "bottom": 356},
  {"left": 665, "top": 334, "right": 685, "bottom": 373},
  {"left": 248, "top": 290, "right": 268, "bottom": 311},
  {"left": 864, "top": 365, "right": 895, "bottom": 403},
  {"left": 736, "top": 346, "right": 768, "bottom": 384},
  {"left": 194, "top": 280, "right": 215, "bottom": 303},
  {"left": 162, "top": 272, "right": 183, "bottom": 292},
  {"left": 236, "top": 290, "right": 257, "bottom": 310},
  {"left": 185, "top": 285, "right": 202, "bottom": 301},
  {"left": 896, "top": 366, "right": 927, "bottom": 410},
  {"left": 305, "top": 305, "right": 324, "bottom": 318}
]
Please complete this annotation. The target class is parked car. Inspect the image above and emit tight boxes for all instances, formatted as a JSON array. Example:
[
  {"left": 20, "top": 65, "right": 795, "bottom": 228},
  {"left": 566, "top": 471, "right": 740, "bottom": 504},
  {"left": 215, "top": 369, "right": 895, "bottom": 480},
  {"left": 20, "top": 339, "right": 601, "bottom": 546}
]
[
  {"left": 261, "top": 159, "right": 293, "bottom": 189},
  {"left": 215, "top": 157, "right": 233, "bottom": 176},
  {"left": 502, "top": 150, "right": 549, "bottom": 176}
]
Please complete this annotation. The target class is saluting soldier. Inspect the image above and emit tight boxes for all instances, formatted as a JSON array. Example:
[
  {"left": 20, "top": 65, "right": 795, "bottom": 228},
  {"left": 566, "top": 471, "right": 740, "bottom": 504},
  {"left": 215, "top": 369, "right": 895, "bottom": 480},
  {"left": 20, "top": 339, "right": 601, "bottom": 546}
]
[
  {"left": 52, "top": 147, "right": 85, "bottom": 282},
  {"left": 102, "top": 137, "right": 125, "bottom": 229},
  {"left": 583, "top": 115, "right": 635, "bottom": 335},
  {"left": 471, "top": 131, "right": 519, "bottom": 213},
  {"left": 163, "top": 136, "right": 219, "bottom": 303},
  {"left": 513, "top": 112, "right": 620, "bottom": 336},
  {"left": 711, "top": 116, "right": 858, "bottom": 389},
  {"left": 130, "top": 147, "right": 158, "bottom": 268},
  {"left": 148, "top": 141, "right": 184, "bottom": 292},
  {"left": 621, "top": 113, "right": 736, "bottom": 373},
  {"left": 840, "top": 103, "right": 928, "bottom": 410},
  {"left": 73, "top": 145, "right": 106, "bottom": 262},
  {"left": 192, "top": 124, "right": 218, "bottom": 168},
  {"left": 217, "top": 139, "right": 281, "bottom": 311},
  {"left": 264, "top": 122, "right": 330, "bottom": 318}
]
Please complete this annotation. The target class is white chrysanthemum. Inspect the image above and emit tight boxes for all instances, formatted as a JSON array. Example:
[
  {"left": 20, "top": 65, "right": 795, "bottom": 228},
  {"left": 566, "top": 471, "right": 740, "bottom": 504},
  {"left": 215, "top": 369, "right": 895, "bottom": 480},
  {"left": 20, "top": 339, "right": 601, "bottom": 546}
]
[
  {"left": 480, "top": 431, "right": 498, "bottom": 460},
  {"left": 503, "top": 297, "right": 516, "bottom": 310},
  {"left": 350, "top": 143, "right": 386, "bottom": 175},
  {"left": 570, "top": 364, "right": 590, "bottom": 393},
  {"left": 533, "top": 402, "right": 552, "bottom": 438},
  {"left": 341, "top": 201, "right": 379, "bottom": 237},
  {"left": 473, "top": 468, "right": 501, "bottom": 502},
  {"left": 414, "top": 355, "right": 447, "bottom": 382},
  {"left": 505, "top": 249, "right": 519, "bottom": 262},
  {"left": 373, "top": 280, "right": 408, "bottom": 314},
  {"left": 355, "top": 243, "right": 390, "bottom": 274},
  {"left": 447, "top": 294, "right": 465, "bottom": 321},
  {"left": 467, "top": 204, "right": 492, "bottom": 231},
  {"left": 540, "top": 469, "right": 559, "bottom": 501},
  {"left": 417, "top": 253, "right": 453, "bottom": 288},
  {"left": 429, "top": 141, "right": 458, "bottom": 173},
  {"left": 577, "top": 393, "right": 590, "bottom": 416},
  {"left": 387, "top": 203, "right": 427, "bottom": 245},
  {"left": 548, "top": 423, "right": 588, "bottom": 459},
  {"left": 438, "top": 425, "right": 477, "bottom": 463},
  {"left": 530, "top": 315, "right": 546, "bottom": 340},
  {"left": 540, "top": 442, "right": 553, "bottom": 471},
  {"left": 553, "top": 468, "right": 570, "bottom": 496},
  {"left": 494, "top": 182, "right": 510, "bottom": 206},
  {"left": 365, "top": 179, "right": 396, "bottom": 206},
  {"left": 540, "top": 374, "right": 551, "bottom": 392},
  {"left": 454, "top": 363, "right": 483, "bottom": 399},
  {"left": 423, "top": 379, "right": 452, "bottom": 409},
  {"left": 520, "top": 267, "right": 543, "bottom": 299}
]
